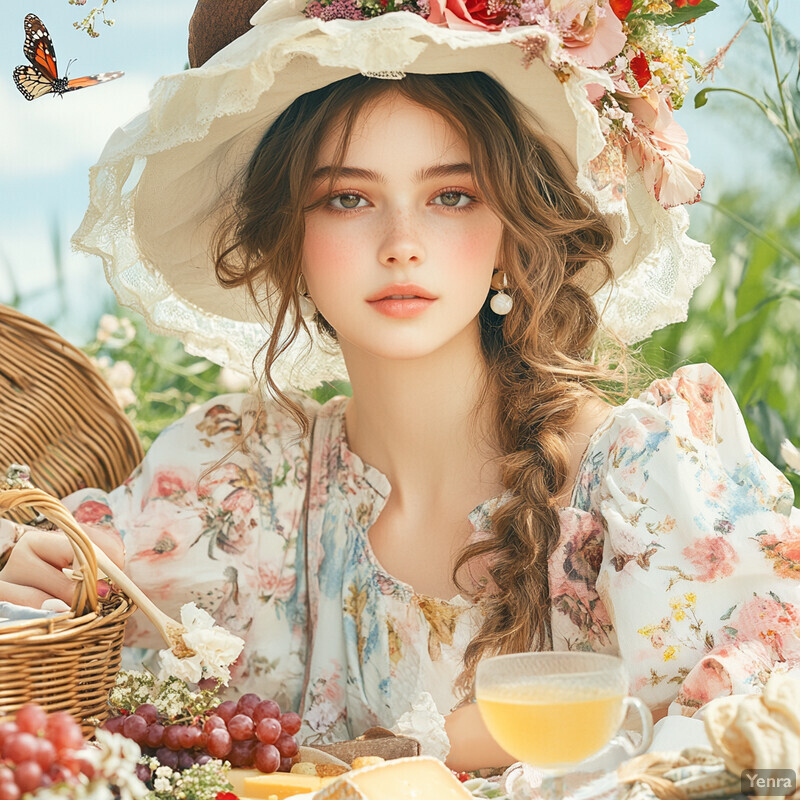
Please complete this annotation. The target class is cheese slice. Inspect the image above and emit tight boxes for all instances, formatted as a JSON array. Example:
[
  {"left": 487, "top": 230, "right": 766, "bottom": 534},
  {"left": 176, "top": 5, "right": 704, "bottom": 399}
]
[
  {"left": 242, "top": 771, "right": 335, "bottom": 799},
  {"left": 314, "top": 756, "right": 472, "bottom": 800}
]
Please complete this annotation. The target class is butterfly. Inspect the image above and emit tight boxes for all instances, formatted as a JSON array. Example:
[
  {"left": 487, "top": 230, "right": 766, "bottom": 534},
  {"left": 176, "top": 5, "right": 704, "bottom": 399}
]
[{"left": 13, "top": 14, "right": 124, "bottom": 101}]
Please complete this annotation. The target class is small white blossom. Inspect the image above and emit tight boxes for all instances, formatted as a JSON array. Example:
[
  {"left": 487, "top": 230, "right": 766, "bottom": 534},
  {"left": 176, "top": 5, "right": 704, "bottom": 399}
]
[
  {"left": 157, "top": 602, "right": 245, "bottom": 686},
  {"left": 154, "top": 777, "right": 172, "bottom": 792},
  {"left": 781, "top": 439, "right": 800, "bottom": 473}
]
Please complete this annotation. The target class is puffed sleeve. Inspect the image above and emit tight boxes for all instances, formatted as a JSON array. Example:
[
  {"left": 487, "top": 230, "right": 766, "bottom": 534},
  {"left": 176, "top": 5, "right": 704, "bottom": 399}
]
[
  {"left": 593, "top": 363, "right": 800, "bottom": 719},
  {"left": 55, "top": 390, "right": 314, "bottom": 671}
]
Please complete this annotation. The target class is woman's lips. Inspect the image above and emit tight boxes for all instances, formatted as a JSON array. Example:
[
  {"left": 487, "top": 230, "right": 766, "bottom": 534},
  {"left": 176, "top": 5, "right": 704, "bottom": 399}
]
[{"left": 367, "top": 297, "right": 436, "bottom": 318}]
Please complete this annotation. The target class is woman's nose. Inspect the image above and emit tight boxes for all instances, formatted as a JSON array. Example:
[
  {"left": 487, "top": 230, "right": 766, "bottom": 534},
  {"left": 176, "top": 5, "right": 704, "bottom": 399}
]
[{"left": 377, "top": 212, "right": 425, "bottom": 269}]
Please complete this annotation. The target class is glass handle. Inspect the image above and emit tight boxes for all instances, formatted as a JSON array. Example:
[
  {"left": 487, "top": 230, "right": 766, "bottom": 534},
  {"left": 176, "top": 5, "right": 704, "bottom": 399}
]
[{"left": 619, "top": 696, "right": 653, "bottom": 757}]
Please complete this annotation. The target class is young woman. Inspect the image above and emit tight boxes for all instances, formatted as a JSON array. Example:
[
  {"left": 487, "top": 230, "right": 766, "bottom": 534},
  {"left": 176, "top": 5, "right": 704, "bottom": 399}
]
[{"left": 1, "top": 0, "right": 799, "bottom": 773}]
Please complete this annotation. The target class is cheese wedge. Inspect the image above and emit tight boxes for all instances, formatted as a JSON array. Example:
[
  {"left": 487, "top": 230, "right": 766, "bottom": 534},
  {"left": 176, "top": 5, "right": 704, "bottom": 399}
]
[
  {"left": 242, "top": 771, "right": 336, "bottom": 799},
  {"left": 315, "top": 756, "right": 472, "bottom": 800}
]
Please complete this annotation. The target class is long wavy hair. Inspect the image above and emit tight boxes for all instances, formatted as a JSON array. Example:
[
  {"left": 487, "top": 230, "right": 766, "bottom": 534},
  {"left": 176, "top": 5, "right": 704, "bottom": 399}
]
[{"left": 213, "top": 71, "right": 652, "bottom": 695}]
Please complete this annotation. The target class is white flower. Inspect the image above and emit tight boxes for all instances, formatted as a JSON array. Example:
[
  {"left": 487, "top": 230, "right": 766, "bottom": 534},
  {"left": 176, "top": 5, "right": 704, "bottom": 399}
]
[
  {"left": 781, "top": 439, "right": 800, "bottom": 474},
  {"left": 158, "top": 648, "right": 204, "bottom": 684},
  {"left": 154, "top": 777, "right": 172, "bottom": 792},
  {"left": 86, "top": 730, "right": 149, "bottom": 800},
  {"left": 96, "top": 314, "right": 121, "bottom": 343},
  {"left": 106, "top": 360, "right": 136, "bottom": 389}
]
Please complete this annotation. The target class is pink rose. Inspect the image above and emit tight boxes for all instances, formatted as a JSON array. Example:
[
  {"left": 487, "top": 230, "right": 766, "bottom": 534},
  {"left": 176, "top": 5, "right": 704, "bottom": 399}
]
[
  {"left": 625, "top": 93, "right": 705, "bottom": 208},
  {"left": 426, "top": 0, "right": 508, "bottom": 30},
  {"left": 550, "top": 0, "right": 626, "bottom": 67},
  {"left": 682, "top": 535, "right": 738, "bottom": 582}
]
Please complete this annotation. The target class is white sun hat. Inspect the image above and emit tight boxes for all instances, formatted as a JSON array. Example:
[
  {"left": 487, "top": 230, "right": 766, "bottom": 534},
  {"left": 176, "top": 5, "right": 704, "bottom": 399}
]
[{"left": 72, "top": 0, "right": 715, "bottom": 389}]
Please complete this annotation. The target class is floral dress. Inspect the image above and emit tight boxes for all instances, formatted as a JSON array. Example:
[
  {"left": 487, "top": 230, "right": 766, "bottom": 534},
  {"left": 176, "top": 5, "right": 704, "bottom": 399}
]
[{"left": 1, "top": 363, "right": 798, "bottom": 745}]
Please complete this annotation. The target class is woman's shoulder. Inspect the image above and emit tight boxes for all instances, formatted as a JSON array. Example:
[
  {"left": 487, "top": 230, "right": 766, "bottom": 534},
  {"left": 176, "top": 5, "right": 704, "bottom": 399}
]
[
  {"left": 139, "top": 389, "right": 325, "bottom": 477},
  {"left": 571, "top": 362, "right": 781, "bottom": 509}
]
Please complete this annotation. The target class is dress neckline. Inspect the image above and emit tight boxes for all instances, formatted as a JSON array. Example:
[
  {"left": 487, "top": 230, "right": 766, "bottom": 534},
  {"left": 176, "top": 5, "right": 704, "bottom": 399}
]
[{"left": 314, "top": 394, "right": 620, "bottom": 605}]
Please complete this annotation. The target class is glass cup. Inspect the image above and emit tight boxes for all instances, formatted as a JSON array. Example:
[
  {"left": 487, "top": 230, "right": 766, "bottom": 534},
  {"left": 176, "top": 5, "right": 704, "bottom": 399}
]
[{"left": 476, "top": 652, "right": 653, "bottom": 799}]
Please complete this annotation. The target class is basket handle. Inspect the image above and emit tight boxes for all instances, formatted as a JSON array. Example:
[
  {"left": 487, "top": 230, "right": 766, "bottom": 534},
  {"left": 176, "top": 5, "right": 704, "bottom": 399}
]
[
  {"left": 0, "top": 488, "right": 99, "bottom": 615},
  {"left": 0, "top": 487, "right": 193, "bottom": 656}
]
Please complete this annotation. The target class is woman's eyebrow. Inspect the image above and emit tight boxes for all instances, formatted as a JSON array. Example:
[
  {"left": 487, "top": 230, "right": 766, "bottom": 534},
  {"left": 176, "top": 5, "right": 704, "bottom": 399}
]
[{"left": 311, "top": 162, "right": 473, "bottom": 183}]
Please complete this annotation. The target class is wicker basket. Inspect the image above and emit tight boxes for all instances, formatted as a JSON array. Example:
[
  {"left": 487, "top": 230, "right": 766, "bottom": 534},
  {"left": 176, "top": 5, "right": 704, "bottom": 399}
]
[
  {"left": 0, "top": 304, "right": 144, "bottom": 525},
  {"left": 0, "top": 488, "right": 136, "bottom": 735}
]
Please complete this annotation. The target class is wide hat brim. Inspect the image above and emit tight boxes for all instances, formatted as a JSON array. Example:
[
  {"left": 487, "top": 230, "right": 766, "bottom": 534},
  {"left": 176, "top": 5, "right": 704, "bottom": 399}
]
[{"left": 72, "top": 0, "right": 713, "bottom": 389}]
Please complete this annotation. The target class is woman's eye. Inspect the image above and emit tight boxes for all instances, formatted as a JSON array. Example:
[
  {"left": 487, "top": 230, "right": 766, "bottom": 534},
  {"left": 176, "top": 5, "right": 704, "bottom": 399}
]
[
  {"left": 433, "top": 191, "right": 474, "bottom": 208},
  {"left": 330, "top": 193, "right": 367, "bottom": 210}
]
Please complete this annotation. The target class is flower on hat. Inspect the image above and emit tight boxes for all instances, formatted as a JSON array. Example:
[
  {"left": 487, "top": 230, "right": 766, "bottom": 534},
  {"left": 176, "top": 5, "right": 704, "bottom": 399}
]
[{"left": 303, "top": 0, "right": 719, "bottom": 209}]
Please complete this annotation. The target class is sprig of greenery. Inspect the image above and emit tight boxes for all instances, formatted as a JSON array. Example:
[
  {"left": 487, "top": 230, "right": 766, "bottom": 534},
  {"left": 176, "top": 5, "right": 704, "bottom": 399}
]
[
  {"left": 68, "top": 0, "right": 117, "bottom": 38},
  {"left": 694, "top": 0, "right": 800, "bottom": 175}
]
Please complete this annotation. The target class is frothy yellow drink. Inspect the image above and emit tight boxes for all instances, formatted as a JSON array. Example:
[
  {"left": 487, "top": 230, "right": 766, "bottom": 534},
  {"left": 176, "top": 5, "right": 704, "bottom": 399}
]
[{"left": 477, "top": 683, "right": 624, "bottom": 768}]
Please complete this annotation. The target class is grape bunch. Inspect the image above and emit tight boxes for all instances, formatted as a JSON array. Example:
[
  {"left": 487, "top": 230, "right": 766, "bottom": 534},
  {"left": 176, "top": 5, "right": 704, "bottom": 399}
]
[
  {"left": 0, "top": 704, "right": 92, "bottom": 800},
  {"left": 103, "top": 692, "right": 301, "bottom": 775}
]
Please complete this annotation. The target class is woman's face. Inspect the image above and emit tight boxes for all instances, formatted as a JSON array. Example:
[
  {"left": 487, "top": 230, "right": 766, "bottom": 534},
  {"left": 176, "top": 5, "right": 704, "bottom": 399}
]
[{"left": 302, "top": 92, "right": 504, "bottom": 362}]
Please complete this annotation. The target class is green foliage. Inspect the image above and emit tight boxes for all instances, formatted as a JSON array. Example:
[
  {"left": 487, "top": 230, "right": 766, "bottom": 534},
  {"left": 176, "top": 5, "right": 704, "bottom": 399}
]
[
  {"left": 81, "top": 312, "right": 350, "bottom": 453},
  {"left": 639, "top": 0, "right": 800, "bottom": 502}
]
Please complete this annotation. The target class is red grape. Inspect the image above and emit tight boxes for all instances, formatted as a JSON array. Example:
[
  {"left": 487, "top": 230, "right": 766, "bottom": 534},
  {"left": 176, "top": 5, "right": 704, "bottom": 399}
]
[
  {"left": 15, "top": 705, "right": 47, "bottom": 736},
  {"left": 178, "top": 751, "right": 195, "bottom": 770},
  {"left": 206, "top": 728, "right": 232, "bottom": 759},
  {"left": 3, "top": 732, "right": 38, "bottom": 763},
  {"left": 252, "top": 700, "right": 280, "bottom": 722},
  {"left": 0, "top": 782, "right": 20, "bottom": 800},
  {"left": 179, "top": 726, "right": 202, "bottom": 750},
  {"left": 280, "top": 712, "right": 302, "bottom": 735},
  {"left": 122, "top": 714, "right": 148, "bottom": 744},
  {"left": 134, "top": 704, "right": 159, "bottom": 725},
  {"left": 279, "top": 756, "right": 293, "bottom": 772},
  {"left": 227, "top": 714, "right": 255, "bottom": 741},
  {"left": 34, "top": 738, "right": 56, "bottom": 772},
  {"left": 101, "top": 716, "right": 125, "bottom": 735},
  {"left": 144, "top": 723, "right": 165, "bottom": 749},
  {"left": 135, "top": 764, "right": 152, "bottom": 783},
  {"left": 197, "top": 677, "right": 219, "bottom": 691},
  {"left": 0, "top": 723, "right": 17, "bottom": 748},
  {"left": 254, "top": 742, "right": 280, "bottom": 773},
  {"left": 228, "top": 739, "right": 257, "bottom": 768},
  {"left": 255, "top": 718, "right": 281, "bottom": 745},
  {"left": 13, "top": 761, "right": 42, "bottom": 794},
  {"left": 275, "top": 732, "right": 298, "bottom": 759},
  {"left": 215, "top": 701, "right": 237, "bottom": 723},
  {"left": 155, "top": 747, "right": 179, "bottom": 770},
  {"left": 203, "top": 715, "right": 226, "bottom": 734},
  {"left": 46, "top": 713, "right": 83, "bottom": 752},
  {"left": 196, "top": 754, "right": 211, "bottom": 766},
  {"left": 163, "top": 725, "right": 183, "bottom": 751},
  {"left": 236, "top": 693, "right": 261, "bottom": 717}
]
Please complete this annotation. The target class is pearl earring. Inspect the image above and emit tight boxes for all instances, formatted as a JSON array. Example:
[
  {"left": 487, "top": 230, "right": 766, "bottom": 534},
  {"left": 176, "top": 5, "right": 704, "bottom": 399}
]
[
  {"left": 490, "top": 271, "right": 513, "bottom": 316},
  {"left": 297, "top": 275, "right": 317, "bottom": 321}
]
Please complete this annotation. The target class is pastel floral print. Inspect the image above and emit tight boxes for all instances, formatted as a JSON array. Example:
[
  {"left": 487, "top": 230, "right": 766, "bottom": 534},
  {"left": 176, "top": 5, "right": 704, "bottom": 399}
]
[{"left": 2, "top": 364, "right": 798, "bottom": 742}]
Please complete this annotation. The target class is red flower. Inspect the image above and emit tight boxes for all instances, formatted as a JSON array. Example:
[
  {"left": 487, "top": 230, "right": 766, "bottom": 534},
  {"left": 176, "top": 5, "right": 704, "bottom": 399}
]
[
  {"left": 630, "top": 51, "right": 652, "bottom": 88},
  {"left": 609, "top": 0, "right": 632, "bottom": 19},
  {"left": 216, "top": 793, "right": 239, "bottom": 800},
  {"left": 673, "top": 0, "right": 703, "bottom": 7}
]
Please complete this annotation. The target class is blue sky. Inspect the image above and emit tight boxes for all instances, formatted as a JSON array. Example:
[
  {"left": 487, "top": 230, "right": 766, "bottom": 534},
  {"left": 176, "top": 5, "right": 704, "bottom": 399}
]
[{"left": 1, "top": 1, "right": 798, "bottom": 343}]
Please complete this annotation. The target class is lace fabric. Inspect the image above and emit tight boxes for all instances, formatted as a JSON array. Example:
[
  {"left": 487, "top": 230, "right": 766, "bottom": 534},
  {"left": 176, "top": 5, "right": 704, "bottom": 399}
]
[{"left": 71, "top": 0, "right": 714, "bottom": 387}]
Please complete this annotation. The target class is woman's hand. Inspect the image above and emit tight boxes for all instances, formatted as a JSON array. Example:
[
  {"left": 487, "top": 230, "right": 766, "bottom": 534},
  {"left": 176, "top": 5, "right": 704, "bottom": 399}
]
[
  {"left": 0, "top": 525, "right": 125, "bottom": 609},
  {"left": 444, "top": 701, "right": 515, "bottom": 772}
]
